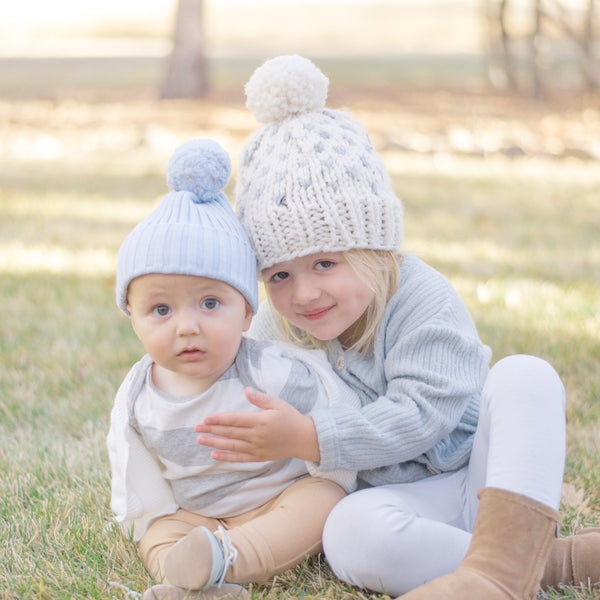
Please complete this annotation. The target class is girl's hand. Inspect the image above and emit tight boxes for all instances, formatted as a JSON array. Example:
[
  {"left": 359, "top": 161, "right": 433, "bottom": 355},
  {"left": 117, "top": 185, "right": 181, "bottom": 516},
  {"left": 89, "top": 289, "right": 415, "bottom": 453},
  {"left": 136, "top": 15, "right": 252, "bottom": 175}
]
[{"left": 195, "top": 388, "right": 321, "bottom": 463}]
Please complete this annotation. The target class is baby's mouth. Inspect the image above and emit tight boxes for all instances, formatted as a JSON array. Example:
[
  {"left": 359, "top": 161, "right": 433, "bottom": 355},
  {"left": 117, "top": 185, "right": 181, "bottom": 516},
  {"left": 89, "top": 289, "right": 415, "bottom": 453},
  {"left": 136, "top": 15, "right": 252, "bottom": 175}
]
[{"left": 179, "top": 347, "right": 204, "bottom": 358}]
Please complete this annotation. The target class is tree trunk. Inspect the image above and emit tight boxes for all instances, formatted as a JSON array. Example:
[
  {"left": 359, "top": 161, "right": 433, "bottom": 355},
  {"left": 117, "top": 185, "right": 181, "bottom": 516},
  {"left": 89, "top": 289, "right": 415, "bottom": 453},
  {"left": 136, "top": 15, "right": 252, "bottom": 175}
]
[
  {"left": 531, "top": 0, "right": 544, "bottom": 98},
  {"left": 160, "top": 0, "right": 208, "bottom": 99},
  {"left": 499, "top": 0, "right": 518, "bottom": 90}
]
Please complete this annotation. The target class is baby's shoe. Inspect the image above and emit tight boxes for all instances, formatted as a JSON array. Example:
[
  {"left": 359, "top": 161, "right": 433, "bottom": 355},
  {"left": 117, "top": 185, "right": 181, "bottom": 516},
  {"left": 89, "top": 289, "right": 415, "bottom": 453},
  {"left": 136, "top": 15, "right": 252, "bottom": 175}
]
[
  {"left": 165, "top": 526, "right": 238, "bottom": 591},
  {"left": 142, "top": 583, "right": 248, "bottom": 600}
]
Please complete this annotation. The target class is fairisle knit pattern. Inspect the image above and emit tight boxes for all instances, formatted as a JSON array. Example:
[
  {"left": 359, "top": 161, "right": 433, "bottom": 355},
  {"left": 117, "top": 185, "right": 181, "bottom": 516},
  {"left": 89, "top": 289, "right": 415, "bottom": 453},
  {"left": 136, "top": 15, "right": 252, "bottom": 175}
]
[{"left": 236, "top": 55, "right": 404, "bottom": 270}]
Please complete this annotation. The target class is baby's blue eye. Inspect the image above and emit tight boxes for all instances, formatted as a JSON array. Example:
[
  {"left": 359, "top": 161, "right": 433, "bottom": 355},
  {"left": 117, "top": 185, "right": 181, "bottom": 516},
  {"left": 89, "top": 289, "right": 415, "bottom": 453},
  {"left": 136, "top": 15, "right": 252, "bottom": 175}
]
[
  {"left": 154, "top": 305, "right": 171, "bottom": 317},
  {"left": 202, "top": 298, "right": 220, "bottom": 310}
]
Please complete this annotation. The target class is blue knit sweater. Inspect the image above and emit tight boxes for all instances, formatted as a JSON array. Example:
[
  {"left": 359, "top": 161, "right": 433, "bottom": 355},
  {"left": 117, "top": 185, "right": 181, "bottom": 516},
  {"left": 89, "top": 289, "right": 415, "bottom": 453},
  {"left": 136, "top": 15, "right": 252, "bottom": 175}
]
[{"left": 248, "top": 254, "right": 492, "bottom": 488}]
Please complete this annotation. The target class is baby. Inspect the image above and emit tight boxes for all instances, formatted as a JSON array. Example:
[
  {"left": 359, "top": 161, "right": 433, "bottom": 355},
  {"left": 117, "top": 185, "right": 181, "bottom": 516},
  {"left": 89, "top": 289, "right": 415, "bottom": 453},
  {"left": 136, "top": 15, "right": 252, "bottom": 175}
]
[{"left": 107, "top": 139, "right": 358, "bottom": 600}]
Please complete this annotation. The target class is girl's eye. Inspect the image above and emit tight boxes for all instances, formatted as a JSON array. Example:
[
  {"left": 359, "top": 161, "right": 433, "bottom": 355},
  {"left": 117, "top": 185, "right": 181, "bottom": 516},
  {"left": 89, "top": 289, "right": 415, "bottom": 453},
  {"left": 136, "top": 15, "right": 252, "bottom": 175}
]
[
  {"left": 315, "top": 260, "right": 334, "bottom": 270},
  {"left": 270, "top": 271, "right": 289, "bottom": 282},
  {"left": 201, "top": 298, "right": 220, "bottom": 310},
  {"left": 153, "top": 305, "right": 171, "bottom": 317}
]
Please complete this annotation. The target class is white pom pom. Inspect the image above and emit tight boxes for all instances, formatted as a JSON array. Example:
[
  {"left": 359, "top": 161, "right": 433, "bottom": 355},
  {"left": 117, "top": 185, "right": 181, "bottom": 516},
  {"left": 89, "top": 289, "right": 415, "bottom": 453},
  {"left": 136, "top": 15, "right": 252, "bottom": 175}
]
[{"left": 245, "top": 55, "right": 329, "bottom": 123}]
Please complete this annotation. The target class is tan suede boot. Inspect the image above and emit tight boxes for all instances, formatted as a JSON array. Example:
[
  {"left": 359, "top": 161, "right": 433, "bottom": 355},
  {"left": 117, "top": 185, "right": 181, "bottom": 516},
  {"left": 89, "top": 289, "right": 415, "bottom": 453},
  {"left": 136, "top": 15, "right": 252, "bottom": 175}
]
[
  {"left": 397, "top": 487, "right": 559, "bottom": 600},
  {"left": 541, "top": 527, "right": 600, "bottom": 589}
]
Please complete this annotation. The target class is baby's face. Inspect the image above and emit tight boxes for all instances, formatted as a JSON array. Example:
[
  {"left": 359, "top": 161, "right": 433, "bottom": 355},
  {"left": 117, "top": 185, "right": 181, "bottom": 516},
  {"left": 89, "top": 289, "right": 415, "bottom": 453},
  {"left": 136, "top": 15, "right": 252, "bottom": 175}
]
[{"left": 127, "top": 273, "right": 252, "bottom": 395}]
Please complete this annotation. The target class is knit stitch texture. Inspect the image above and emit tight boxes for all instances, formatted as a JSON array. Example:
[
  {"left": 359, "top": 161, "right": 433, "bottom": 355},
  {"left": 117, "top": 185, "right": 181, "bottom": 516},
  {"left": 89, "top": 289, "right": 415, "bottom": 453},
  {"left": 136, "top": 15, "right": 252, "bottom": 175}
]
[
  {"left": 236, "top": 55, "right": 404, "bottom": 270},
  {"left": 116, "top": 139, "right": 258, "bottom": 314}
]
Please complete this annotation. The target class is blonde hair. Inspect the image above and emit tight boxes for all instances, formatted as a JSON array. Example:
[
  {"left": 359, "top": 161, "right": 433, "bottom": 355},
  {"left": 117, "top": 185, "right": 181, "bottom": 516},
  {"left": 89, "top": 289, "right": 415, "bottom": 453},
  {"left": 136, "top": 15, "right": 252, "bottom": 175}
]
[{"left": 269, "top": 250, "right": 402, "bottom": 355}]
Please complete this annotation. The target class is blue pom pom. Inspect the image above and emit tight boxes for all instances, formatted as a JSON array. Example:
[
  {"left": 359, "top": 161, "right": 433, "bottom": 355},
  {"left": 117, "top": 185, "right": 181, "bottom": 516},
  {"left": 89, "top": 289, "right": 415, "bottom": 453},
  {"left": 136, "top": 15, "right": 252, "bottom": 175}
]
[{"left": 166, "top": 139, "right": 231, "bottom": 202}]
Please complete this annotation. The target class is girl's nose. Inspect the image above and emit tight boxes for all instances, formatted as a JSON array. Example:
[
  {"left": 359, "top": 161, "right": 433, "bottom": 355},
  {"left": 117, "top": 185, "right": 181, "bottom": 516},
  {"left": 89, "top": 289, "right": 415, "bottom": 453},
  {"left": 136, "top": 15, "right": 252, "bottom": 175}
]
[{"left": 292, "top": 274, "right": 321, "bottom": 306}]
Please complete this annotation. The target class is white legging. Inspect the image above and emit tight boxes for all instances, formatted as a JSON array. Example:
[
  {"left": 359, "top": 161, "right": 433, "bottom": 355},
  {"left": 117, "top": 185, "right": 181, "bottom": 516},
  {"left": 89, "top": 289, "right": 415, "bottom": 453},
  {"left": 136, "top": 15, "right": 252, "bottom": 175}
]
[{"left": 322, "top": 355, "right": 566, "bottom": 597}]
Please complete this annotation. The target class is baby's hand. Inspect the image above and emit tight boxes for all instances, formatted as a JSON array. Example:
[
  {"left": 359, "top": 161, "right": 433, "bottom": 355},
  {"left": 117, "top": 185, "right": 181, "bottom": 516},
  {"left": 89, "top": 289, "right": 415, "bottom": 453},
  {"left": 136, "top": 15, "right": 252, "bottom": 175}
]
[{"left": 195, "top": 388, "right": 320, "bottom": 463}]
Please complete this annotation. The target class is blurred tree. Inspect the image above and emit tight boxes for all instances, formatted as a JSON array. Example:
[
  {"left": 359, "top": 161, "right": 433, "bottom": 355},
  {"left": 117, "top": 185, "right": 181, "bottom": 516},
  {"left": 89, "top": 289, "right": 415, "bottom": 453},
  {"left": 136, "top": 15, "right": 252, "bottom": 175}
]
[
  {"left": 161, "top": 0, "right": 208, "bottom": 98},
  {"left": 483, "top": 0, "right": 599, "bottom": 97}
]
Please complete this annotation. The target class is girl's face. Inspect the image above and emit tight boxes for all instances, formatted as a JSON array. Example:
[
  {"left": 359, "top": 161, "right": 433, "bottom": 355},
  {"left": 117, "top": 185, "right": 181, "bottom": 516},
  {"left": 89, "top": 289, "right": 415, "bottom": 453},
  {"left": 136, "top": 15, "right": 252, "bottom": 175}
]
[{"left": 262, "top": 252, "right": 375, "bottom": 345}]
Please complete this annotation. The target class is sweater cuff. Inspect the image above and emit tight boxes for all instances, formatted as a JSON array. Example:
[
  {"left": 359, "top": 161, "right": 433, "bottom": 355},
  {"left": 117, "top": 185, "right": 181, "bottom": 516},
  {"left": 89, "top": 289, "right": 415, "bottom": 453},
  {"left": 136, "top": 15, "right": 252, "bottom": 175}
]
[{"left": 309, "top": 406, "right": 341, "bottom": 472}]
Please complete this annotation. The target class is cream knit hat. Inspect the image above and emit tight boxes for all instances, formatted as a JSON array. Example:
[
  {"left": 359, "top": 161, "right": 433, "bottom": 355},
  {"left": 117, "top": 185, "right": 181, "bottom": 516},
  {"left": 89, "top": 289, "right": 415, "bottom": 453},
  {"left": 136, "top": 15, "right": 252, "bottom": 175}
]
[{"left": 236, "top": 55, "right": 403, "bottom": 271}]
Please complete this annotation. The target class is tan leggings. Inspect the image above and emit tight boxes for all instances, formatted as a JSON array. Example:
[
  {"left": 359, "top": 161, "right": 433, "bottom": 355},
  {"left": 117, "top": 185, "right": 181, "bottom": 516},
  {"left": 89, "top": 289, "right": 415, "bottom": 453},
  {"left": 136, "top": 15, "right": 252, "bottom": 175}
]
[{"left": 138, "top": 476, "right": 346, "bottom": 585}]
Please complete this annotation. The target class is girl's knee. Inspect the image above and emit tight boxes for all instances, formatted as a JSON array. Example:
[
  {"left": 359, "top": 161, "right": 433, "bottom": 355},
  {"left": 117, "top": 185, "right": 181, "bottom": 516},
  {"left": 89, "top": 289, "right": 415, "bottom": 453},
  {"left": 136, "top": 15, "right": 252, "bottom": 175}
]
[
  {"left": 491, "top": 354, "right": 562, "bottom": 387},
  {"left": 323, "top": 488, "right": 377, "bottom": 534},
  {"left": 323, "top": 489, "right": 425, "bottom": 593},
  {"left": 486, "top": 354, "right": 565, "bottom": 410},
  {"left": 323, "top": 494, "right": 376, "bottom": 583},
  {"left": 491, "top": 354, "right": 559, "bottom": 382},
  {"left": 323, "top": 489, "right": 413, "bottom": 564},
  {"left": 323, "top": 493, "right": 359, "bottom": 544}
]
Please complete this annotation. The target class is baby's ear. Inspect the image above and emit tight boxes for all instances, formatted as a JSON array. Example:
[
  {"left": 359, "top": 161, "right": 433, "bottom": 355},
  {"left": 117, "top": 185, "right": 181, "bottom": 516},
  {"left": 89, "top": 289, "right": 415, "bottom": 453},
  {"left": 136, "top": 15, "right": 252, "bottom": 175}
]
[
  {"left": 128, "top": 307, "right": 141, "bottom": 338},
  {"left": 243, "top": 302, "right": 253, "bottom": 332}
]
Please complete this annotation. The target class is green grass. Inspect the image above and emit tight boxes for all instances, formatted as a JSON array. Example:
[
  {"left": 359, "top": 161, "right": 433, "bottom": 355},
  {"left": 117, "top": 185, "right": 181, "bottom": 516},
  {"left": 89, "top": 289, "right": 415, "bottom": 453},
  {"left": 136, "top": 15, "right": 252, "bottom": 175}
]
[{"left": 1, "top": 93, "right": 599, "bottom": 600}]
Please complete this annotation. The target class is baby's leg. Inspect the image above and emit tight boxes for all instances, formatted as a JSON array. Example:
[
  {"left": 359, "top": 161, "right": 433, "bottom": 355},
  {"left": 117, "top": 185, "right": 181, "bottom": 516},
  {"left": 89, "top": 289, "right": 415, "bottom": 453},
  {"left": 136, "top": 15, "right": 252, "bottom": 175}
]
[
  {"left": 158, "top": 477, "right": 344, "bottom": 588},
  {"left": 223, "top": 477, "right": 345, "bottom": 583},
  {"left": 138, "top": 509, "right": 220, "bottom": 581}
]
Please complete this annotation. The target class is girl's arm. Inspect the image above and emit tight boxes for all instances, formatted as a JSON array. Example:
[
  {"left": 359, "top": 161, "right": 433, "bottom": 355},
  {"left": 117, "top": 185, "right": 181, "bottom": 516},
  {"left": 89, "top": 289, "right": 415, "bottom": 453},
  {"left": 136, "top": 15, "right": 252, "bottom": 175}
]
[
  {"left": 198, "top": 314, "right": 488, "bottom": 473},
  {"left": 199, "top": 258, "right": 492, "bottom": 473},
  {"left": 196, "top": 339, "right": 346, "bottom": 464}
]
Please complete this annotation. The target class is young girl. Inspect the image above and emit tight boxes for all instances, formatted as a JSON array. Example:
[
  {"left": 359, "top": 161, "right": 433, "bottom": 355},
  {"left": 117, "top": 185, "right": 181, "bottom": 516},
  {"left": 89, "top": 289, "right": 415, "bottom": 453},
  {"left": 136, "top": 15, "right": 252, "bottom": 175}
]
[{"left": 195, "top": 56, "right": 600, "bottom": 599}]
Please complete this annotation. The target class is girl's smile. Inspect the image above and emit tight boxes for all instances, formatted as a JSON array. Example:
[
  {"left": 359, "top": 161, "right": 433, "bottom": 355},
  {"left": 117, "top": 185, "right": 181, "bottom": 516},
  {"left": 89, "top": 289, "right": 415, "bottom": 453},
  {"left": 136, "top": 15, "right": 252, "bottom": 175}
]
[{"left": 299, "top": 306, "right": 335, "bottom": 320}]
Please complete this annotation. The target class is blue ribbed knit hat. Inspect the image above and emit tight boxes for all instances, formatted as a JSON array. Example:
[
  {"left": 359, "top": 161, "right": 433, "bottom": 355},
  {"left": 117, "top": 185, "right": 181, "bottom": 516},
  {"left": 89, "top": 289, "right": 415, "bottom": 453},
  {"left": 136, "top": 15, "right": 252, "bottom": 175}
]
[{"left": 116, "top": 139, "right": 258, "bottom": 315}]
